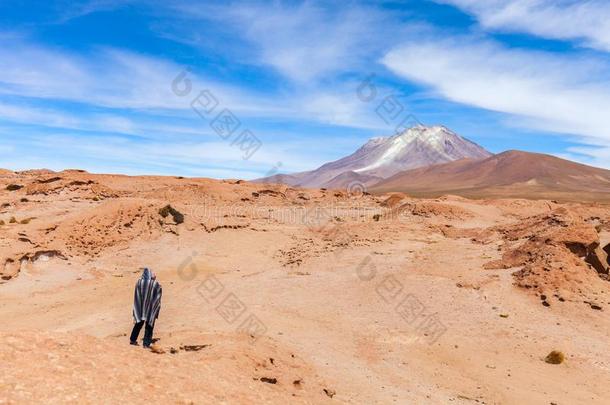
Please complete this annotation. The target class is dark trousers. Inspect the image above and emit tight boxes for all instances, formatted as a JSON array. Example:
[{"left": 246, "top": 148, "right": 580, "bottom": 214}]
[{"left": 130, "top": 321, "right": 154, "bottom": 346}]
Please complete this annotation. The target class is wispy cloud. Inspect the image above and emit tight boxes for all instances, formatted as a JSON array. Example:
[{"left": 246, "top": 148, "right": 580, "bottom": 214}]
[
  {"left": 0, "top": 29, "right": 392, "bottom": 176},
  {"left": 0, "top": 130, "right": 339, "bottom": 178},
  {"left": 436, "top": 0, "right": 610, "bottom": 52},
  {"left": 2, "top": 0, "right": 608, "bottom": 177},
  {"left": 0, "top": 35, "right": 391, "bottom": 129},
  {"left": 564, "top": 144, "right": 610, "bottom": 170},
  {"left": 53, "top": 0, "right": 134, "bottom": 23},
  {"left": 382, "top": 36, "right": 610, "bottom": 166},
  {"left": 165, "top": 1, "right": 407, "bottom": 84},
  {"left": 0, "top": 45, "right": 176, "bottom": 109},
  {"left": 0, "top": 99, "right": 228, "bottom": 140}
]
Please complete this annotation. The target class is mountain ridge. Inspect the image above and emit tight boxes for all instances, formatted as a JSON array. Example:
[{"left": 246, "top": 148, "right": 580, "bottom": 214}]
[{"left": 255, "top": 125, "right": 492, "bottom": 188}]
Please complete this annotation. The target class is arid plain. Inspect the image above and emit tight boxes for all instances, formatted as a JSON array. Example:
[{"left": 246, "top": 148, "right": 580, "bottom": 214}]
[{"left": 1, "top": 169, "right": 610, "bottom": 404}]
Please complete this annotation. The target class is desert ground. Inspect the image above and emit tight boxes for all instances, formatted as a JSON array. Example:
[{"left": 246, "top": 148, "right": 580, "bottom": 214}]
[{"left": 1, "top": 169, "right": 610, "bottom": 404}]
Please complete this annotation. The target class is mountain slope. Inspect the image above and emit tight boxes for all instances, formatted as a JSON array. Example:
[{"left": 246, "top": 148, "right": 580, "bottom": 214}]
[
  {"left": 254, "top": 125, "right": 491, "bottom": 188},
  {"left": 371, "top": 150, "right": 610, "bottom": 202},
  {"left": 321, "top": 171, "right": 383, "bottom": 190}
]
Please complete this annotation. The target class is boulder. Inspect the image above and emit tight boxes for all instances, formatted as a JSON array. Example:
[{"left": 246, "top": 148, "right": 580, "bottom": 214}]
[{"left": 585, "top": 244, "right": 609, "bottom": 275}]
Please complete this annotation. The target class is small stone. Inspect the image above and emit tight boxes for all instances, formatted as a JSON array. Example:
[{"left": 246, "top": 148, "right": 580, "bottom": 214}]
[
  {"left": 323, "top": 388, "right": 336, "bottom": 398},
  {"left": 149, "top": 344, "right": 165, "bottom": 354},
  {"left": 545, "top": 351, "right": 565, "bottom": 365}
]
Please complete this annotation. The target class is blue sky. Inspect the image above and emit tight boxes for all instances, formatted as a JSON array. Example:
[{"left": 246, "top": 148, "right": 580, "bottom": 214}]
[{"left": 0, "top": 0, "right": 609, "bottom": 178}]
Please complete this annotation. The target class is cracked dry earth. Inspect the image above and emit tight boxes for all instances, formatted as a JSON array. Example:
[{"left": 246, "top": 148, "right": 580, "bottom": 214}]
[{"left": 1, "top": 169, "right": 610, "bottom": 404}]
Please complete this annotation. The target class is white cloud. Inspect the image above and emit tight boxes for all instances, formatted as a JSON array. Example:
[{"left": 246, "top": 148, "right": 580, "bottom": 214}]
[
  {"left": 436, "top": 0, "right": 610, "bottom": 52},
  {"left": 0, "top": 37, "right": 391, "bottom": 133},
  {"left": 231, "top": 3, "right": 386, "bottom": 83},
  {"left": 564, "top": 146, "right": 610, "bottom": 169},
  {"left": 382, "top": 37, "right": 610, "bottom": 164},
  {"left": 0, "top": 3, "right": 420, "bottom": 177},
  {"left": 9, "top": 1, "right": 609, "bottom": 176},
  {"left": 54, "top": 0, "right": 135, "bottom": 23},
  {"left": 0, "top": 41, "right": 279, "bottom": 114},
  {"left": 0, "top": 44, "right": 182, "bottom": 109},
  {"left": 167, "top": 1, "right": 402, "bottom": 83},
  {"left": 0, "top": 130, "right": 333, "bottom": 178},
  {"left": 0, "top": 101, "right": 216, "bottom": 140},
  {"left": 0, "top": 102, "right": 82, "bottom": 129}
]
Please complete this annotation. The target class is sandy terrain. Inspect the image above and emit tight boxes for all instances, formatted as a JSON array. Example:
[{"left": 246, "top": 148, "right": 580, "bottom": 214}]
[{"left": 1, "top": 169, "right": 610, "bottom": 404}]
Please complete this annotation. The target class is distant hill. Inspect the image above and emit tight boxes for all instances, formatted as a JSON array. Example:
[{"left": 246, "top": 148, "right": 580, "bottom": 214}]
[{"left": 371, "top": 150, "right": 610, "bottom": 202}]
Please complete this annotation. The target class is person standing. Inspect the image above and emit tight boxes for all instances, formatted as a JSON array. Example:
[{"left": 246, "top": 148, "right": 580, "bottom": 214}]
[{"left": 130, "top": 268, "right": 162, "bottom": 348}]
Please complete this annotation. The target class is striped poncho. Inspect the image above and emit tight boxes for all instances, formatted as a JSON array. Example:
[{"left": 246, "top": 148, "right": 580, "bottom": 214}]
[{"left": 133, "top": 268, "right": 162, "bottom": 327}]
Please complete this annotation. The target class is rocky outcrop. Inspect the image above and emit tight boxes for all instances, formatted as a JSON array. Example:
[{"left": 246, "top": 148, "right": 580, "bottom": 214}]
[
  {"left": 486, "top": 208, "right": 610, "bottom": 301},
  {"left": 585, "top": 244, "right": 609, "bottom": 275},
  {"left": 1, "top": 250, "right": 67, "bottom": 281}
]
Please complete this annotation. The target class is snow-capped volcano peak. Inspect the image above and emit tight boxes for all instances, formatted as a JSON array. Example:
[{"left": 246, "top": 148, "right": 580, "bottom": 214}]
[
  {"left": 393, "top": 125, "right": 457, "bottom": 146},
  {"left": 353, "top": 125, "right": 487, "bottom": 175},
  {"left": 363, "top": 125, "right": 458, "bottom": 149},
  {"left": 255, "top": 125, "right": 492, "bottom": 188}
]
